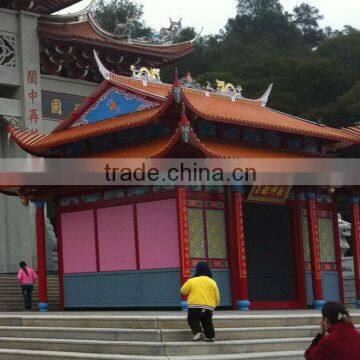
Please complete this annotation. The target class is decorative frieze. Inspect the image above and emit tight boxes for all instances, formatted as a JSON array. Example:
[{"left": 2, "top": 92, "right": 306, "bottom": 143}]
[{"left": 0, "top": 33, "right": 16, "bottom": 68}]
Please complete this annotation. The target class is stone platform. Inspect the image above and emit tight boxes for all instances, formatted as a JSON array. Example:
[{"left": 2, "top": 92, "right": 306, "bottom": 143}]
[{"left": 0, "top": 310, "right": 358, "bottom": 359}]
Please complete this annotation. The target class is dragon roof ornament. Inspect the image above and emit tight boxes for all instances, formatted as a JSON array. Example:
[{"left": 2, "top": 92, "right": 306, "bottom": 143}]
[
  {"left": 130, "top": 65, "right": 162, "bottom": 84},
  {"left": 181, "top": 73, "right": 273, "bottom": 106}
]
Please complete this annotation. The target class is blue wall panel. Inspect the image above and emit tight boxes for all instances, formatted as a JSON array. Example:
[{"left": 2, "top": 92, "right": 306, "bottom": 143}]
[
  {"left": 99, "top": 272, "right": 140, "bottom": 307},
  {"left": 64, "top": 268, "right": 232, "bottom": 308},
  {"left": 64, "top": 269, "right": 180, "bottom": 308},
  {"left": 306, "top": 270, "right": 340, "bottom": 305},
  {"left": 323, "top": 271, "right": 340, "bottom": 303},
  {"left": 64, "top": 274, "right": 99, "bottom": 307},
  {"left": 140, "top": 270, "right": 181, "bottom": 306},
  {"left": 213, "top": 269, "right": 232, "bottom": 306}
]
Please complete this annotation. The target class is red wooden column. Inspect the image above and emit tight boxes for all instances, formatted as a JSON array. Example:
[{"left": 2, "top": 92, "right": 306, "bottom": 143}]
[
  {"left": 226, "top": 186, "right": 250, "bottom": 310},
  {"left": 33, "top": 200, "right": 48, "bottom": 311},
  {"left": 306, "top": 192, "right": 325, "bottom": 309},
  {"left": 176, "top": 187, "right": 191, "bottom": 309},
  {"left": 350, "top": 196, "right": 360, "bottom": 309}
]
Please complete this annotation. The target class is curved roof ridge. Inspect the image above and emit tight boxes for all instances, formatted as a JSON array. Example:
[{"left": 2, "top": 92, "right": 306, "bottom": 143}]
[
  {"left": 41, "top": 0, "right": 96, "bottom": 23},
  {"left": 88, "top": 12, "right": 196, "bottom": 49},
  {"left": 94, "top": 50, "right": 172, "bottom": 94}
]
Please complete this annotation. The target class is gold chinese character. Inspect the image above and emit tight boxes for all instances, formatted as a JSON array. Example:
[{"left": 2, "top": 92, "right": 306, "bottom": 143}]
[
  {"left": 261, "top": 186, "right": 271, "bottom": 196},
  {"left": 51, "top": 99, "right": 62, "bottom": 116},
  {"left": 277, "top": 187, "right": 286, "bottom": 197},
  {"left": 270, "top": 186, "right": 279, "bottom": 195},
  {"left": 253, "top": 186, "right": 262, "bottom": 195}
]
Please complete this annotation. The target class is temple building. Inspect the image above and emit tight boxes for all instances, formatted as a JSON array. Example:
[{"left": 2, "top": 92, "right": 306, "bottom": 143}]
[
  {"left": 2, "top": 52, "right": 360, "bottom": 311},
  {"left": 0, "top": 0, "right": 194, "bottom": 273}
]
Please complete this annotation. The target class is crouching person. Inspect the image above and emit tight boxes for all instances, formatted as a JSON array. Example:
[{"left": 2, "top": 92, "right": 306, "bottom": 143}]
[
  {"left": 181, "top": 262, "right": 220, "bottom": 342},
  {"left": 305, "top": 302, "right": 360, "bottom": 360}
]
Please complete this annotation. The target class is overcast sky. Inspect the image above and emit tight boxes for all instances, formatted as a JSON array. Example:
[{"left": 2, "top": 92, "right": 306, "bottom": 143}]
[{"left": 60, "top": 0, "right": 360, "bottom": 35}]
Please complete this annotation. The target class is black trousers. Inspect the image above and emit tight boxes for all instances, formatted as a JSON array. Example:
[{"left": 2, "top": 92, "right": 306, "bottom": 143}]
[
  {"left": 21, "top": 285, "right": 33, "bottom": 310},
  {"left": 187, "top": 308, "right": 215, "bottom": 339}
]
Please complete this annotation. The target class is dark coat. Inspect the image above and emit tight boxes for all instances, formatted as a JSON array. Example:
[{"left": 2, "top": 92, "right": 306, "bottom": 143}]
[{"left": 305, "top": 321, "right": 360, "bottom": 360}]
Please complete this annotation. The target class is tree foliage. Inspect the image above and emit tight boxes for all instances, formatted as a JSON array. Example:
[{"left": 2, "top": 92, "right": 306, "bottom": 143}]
[
  {"left": 293, "top": 3, "right": 324, "bottom": 47},
  {"left": 93, "top": 0, "right": 152, "bottom": 38},
  {"left": 93, "top": 0, "right": 360, "bottom": 128}
]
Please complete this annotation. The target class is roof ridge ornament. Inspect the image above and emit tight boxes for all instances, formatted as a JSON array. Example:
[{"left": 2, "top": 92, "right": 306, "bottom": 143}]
[
  {"left": 180, "top": 108, "right": 191, "bottom": 144},
  {"left": 130, "top": 65, "right": 161, "bottom": 84},
  {"left": 257, "top": 83, "right": 273, "bottom": 107},
  {"left": 173, "top": 68, "right": 182, "bottom": 103},
  {"left": 93, "top": 50, "right": 110, "bottom": 80},
  {"left": 216, "top": 80, "right": 243, "bottom": 99}
]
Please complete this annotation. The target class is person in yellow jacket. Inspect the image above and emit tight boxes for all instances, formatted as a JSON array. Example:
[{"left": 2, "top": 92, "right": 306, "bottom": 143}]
[{"left": 181, "top": 261, "right": 220, "bottom": 342}]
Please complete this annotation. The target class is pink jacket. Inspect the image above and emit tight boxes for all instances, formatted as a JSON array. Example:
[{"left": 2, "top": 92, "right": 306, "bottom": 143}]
[{"left": 17, "top": 267, "right": 38, "bottom": 285}]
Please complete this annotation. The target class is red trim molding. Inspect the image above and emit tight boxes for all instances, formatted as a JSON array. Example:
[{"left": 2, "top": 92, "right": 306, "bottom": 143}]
[
  {"left": 351, "top": 198, "right": 360, "bottom": 304},
  {"left": 34, "top": 201, "right": 49, "bottom": 310},
  {"left": 306, "top": 193, "right": 325, "bottom": 307},
  {"left": 176, "top": 187, "right": 191, "bottom": 284},
  {"left": 56, "top": 207, "right": 65, "bottom": 310},
  {"left": 332, "top": 201, "right": 345, "bottom": 304}
]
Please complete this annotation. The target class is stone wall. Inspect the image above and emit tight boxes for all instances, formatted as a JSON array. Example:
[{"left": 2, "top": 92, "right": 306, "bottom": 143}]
[
  {"left": 342, "top": 257, "right": 356, "bottom": 308},
  {"left": 0, "top": 7, "right": 96, "bottom": 273}
]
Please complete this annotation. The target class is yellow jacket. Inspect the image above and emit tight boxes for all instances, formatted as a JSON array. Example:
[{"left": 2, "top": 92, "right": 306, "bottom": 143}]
[{"left": 181, "top": 276, "right": 220, "bottom": 309}]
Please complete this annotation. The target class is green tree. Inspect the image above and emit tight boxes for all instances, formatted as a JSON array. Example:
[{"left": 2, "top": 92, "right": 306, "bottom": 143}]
[
  {"left": 236, "top": 0, "right": 283, "bottom": 18},
  {"left": 93, "top": 0, "right": 152, "bottom": 38},
  {"left": 337, "top": 82, "right": 360, "bottom": 125},
  {"left": 293, "top": 3, "right": 324, "bottom": 47}
]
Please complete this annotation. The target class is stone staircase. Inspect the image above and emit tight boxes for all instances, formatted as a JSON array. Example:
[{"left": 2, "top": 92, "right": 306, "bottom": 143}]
[
  {"left": 0, "top": 311, "right": 358, "bottom": 359},
  {"left": 0, "top": 274, "right": 60, "bottom": 311}
]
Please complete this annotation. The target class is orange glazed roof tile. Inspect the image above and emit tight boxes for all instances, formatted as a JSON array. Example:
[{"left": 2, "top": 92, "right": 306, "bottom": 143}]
[
  {"left": 88, "top": 131, "right": 181, "bottom": 158},
  {"left": 106, "top": 73, "right": 359, "bottom": 143},
  {"left": 8, "top": 107, "right": 162, "bottom": 155},
  {"left": 38, "top": 15, "right": 195, "bottom": 58},
  {"left": 342, "top": 125, "right": 360, "bottom": 139},
  {"left": 183, "top": 91, "right": 358, "bottom": 143},
  {"left": 197, "top": 138, "right": 318, "bottom": 158}
]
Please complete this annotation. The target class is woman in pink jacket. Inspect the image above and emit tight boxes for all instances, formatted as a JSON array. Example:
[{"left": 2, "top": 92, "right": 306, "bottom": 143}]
[{"left": 17, "top": 261, "right": 37, "bottom": 311}]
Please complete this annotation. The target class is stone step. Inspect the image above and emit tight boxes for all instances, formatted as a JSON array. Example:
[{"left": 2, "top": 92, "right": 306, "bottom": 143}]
[
  {"left": 0, "top": 325, "right": 330, "bottom": 342},
  {"left": 0, "top": 327, "right": 162, "bottom": 342},
  {"left": 170, "top": 352, "right": 305, "bottom": 360},
  {"left": 0, "top": 348, "right": 305, "bottom": 360},
  {"left": 0, "top": 337, "right": 312, "bottom": 356},
  {"left": 0, "top": 313, "right": 357, "bottom": 329},
  {"left": 0, "top": 274, "right": 60, "bottom": 311}
]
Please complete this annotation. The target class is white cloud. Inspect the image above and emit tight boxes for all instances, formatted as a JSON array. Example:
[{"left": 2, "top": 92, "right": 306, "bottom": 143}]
[{"left": 60, "top": 0, "right": 360, "bottom": 34}]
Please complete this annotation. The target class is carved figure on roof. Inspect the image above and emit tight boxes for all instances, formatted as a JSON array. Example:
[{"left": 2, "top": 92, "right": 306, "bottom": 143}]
[
  {"left": 206, "top": 81, "right": 215, "bottom": 92},
  {"left": 216, "top": 80, "right": 243, "bottom": 98},
  {"left": 135, "top": 18, "right": 183, "bottom": 44},
  {"left": 180, "top": 71, "right": 202, "bottom": 89},
  {"left": 130, "top": 65, "right": 161, "bottom": 82},
  {"left": 114, "top": 16, "right": 135, "bottom": 40}
]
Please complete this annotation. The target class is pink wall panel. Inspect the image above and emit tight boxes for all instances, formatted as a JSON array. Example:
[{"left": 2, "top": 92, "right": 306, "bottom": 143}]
[
  {"left": 97, "top": 205, "right": 137, "bottom": 272},
  {"left": 61, "top": 210, "right": 97, "bottom": 274},
  {"left": 137, "top": 199, "right": 179, "bottom": 270}
]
